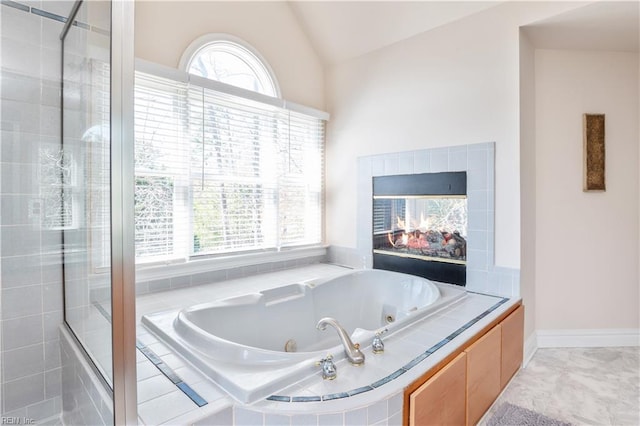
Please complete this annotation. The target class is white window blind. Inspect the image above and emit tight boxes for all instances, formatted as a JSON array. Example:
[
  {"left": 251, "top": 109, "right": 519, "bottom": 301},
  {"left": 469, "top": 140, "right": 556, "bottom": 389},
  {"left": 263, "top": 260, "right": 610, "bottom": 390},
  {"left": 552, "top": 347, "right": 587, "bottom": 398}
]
[{"left": 134, "top": 69, "right": 325, "bottom": 262}]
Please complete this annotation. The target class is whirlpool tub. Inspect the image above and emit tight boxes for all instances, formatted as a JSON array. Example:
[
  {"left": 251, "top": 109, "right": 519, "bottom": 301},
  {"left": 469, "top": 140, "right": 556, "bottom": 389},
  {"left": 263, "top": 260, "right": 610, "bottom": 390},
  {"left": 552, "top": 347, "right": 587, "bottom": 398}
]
[{"left": 142, "top": 269, "right": 467, "bottom": 403}]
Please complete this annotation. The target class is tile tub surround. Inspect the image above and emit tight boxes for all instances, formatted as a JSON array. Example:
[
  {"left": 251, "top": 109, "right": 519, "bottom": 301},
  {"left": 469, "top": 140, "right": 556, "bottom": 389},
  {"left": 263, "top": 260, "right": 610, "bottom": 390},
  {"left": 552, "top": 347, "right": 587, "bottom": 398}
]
[
  {"left": 136, "top": 264, "right": 521, "bottom": 425},
  {"left": 329, "top": 142, "right": 521, "bottom": 298}
]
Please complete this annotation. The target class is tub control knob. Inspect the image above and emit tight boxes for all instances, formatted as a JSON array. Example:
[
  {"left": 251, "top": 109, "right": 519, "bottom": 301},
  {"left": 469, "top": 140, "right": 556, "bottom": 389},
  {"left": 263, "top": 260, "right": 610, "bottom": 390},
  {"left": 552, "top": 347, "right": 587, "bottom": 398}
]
[
  {"left": 316, "top": 354, "right": 337, "bottom": 380},
  {"left": 372, "top": 328, "right": 388, "bottom": 354}
]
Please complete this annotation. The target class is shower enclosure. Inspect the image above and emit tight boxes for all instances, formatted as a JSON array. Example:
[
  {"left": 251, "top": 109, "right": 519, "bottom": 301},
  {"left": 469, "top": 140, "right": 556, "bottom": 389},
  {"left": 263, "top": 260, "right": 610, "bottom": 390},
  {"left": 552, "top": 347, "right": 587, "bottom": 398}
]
[{"left": 60, "top": 0, "right": 136, "bottom": 423}]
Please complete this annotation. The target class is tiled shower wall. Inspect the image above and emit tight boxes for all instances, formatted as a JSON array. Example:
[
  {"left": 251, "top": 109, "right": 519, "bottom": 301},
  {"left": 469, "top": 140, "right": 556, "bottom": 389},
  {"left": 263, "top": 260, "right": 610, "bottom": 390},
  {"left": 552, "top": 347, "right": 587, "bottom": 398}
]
[
  {"left": 327, "top": 142, "right": 520, "bottom": 297},
  {"left": 1, "top": 0, "right": 72, "bottom": 420}
]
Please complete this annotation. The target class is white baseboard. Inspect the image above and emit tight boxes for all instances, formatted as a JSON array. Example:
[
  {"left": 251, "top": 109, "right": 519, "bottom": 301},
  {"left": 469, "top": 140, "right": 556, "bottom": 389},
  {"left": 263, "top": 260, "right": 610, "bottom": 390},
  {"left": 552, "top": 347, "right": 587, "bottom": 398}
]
[
  {"left": 522, "top": 332, "right": 538, "bottom": 368},
  {"left": 536, "top": 328, "right": 640, "bottom": 348}
]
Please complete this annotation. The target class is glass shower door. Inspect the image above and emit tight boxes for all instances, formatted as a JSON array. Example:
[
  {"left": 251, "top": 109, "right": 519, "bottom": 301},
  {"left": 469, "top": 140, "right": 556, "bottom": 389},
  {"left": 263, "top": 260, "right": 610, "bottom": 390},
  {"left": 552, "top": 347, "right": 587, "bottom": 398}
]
[
  {"left": 61, "top": 1, "right": 136, "bottom": 421},
  {"left": 61, "top": 0, "right": 114, "bottom": 398}
]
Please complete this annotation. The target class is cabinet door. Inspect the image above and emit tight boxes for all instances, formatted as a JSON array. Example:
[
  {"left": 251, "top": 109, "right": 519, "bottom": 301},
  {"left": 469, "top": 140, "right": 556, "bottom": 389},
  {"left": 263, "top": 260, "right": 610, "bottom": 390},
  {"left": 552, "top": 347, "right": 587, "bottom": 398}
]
[
  {"left": 501, "top": 305, "right": 524, "bottom": 389},
  {"left": 409, "top": 352, "right": 467, "bottom": 426},
  {"left": 465, "top": 325, "right": 501, "bottom": 426}
]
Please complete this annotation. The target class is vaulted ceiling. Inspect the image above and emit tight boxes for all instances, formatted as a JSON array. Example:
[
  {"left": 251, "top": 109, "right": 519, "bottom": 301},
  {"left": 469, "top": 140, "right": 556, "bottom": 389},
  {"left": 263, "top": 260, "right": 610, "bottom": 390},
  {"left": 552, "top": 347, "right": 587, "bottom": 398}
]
[
  {"left": 287, "top": 1, "right": 639, "bottom": 67},
  {"left": 287, "top": 1, "right": 501, "bottom": 65},
  {"left": 523, "top": 1, "right": 639, "bottom": 52}
]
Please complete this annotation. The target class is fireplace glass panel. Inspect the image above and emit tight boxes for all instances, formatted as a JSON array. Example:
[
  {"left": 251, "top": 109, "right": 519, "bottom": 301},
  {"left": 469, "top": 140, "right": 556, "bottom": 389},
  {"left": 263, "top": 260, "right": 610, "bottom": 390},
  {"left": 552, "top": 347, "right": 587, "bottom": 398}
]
[{"left": 373, "top": 195, "right": 467, "bottom": 264}]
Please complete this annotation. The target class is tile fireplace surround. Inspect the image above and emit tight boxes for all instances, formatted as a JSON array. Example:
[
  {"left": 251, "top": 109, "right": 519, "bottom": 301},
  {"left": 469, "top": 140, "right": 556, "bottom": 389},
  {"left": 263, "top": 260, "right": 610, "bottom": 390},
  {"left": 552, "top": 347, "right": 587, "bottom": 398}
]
[{"left": 328, "top": 142, "right": 520, "bottom": 298}]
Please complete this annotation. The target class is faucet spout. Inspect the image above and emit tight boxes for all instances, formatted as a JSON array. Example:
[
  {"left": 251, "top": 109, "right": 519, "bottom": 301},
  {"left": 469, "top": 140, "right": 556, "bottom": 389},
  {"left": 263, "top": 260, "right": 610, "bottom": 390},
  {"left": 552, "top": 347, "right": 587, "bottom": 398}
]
[{"left": 316, "top": 317, "right": 365, "bottom": 365}]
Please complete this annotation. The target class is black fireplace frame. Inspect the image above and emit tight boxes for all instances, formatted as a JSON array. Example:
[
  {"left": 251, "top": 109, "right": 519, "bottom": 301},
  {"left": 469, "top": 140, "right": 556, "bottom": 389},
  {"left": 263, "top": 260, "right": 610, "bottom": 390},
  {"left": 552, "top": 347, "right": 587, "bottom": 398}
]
[{"left": 372, "top": 171, "right": 467, "bottom": 286}]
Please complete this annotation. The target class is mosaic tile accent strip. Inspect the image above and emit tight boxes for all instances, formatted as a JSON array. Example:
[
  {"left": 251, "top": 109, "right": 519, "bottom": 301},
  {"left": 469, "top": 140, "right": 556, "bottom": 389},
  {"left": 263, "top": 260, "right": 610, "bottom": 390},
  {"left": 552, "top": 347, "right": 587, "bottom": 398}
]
[
  {"left": 31, "top": 7, "right": 67, "bottom": 23},
  {"left": 267, "top": 297, "right": 509, "bottom": 403},
  {"left": 93, "top": 302, "right": 208, "bottom": 408},
  {"left": 136, "top": 340, "right": 208, "bottom": 408},
  {"left": 1, "top": 0, "right": 109, "bottom": 34},
  {"left": 1, "top": 0, "right": 29, "bottom": 12}
]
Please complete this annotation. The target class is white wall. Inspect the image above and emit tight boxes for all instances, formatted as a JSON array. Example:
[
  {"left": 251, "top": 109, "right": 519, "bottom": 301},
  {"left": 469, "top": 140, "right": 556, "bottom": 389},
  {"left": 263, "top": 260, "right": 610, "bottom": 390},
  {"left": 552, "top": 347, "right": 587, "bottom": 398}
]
[
  {"left": 534, "top": 49, "right": 639, "bottom": 331},
  {"left": 325, "top": 2, "right": 585, "bottom": 270},
  {"left": 134, "top": 1, "right": 325, "bottom": 110},
  {"left": 519, "top": 31, "right": 537, "bottom": 341}
]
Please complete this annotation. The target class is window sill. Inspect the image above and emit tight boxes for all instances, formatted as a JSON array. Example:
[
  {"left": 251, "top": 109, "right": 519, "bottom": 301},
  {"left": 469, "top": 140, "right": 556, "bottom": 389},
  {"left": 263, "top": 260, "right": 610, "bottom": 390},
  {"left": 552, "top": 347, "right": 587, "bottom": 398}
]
[{"left": 135, "top": 245, "right": 328, "bottom": 282}]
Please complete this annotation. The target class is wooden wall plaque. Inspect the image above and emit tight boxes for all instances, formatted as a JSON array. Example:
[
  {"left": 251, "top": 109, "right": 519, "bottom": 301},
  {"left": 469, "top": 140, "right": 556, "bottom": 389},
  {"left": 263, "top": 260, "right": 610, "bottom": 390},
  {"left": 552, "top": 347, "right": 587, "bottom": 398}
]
[{"left": 583, "top": 114, "right": 605, "bottom": 191}]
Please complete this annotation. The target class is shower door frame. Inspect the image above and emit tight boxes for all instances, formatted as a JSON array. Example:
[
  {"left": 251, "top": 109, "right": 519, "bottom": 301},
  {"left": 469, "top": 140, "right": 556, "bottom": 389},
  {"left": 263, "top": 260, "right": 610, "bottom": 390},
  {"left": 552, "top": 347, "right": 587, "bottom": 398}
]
[
  {"left": 109, "top": 0, "right": 137, "bottom": 423},
  {"left": 60, "top": 0, "right": 137, "bottom": 423}
]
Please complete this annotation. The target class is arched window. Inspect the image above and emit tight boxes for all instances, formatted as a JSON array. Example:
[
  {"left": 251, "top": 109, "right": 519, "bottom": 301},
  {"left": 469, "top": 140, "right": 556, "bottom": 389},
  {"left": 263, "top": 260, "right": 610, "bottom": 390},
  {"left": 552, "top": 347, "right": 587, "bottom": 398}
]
[
  {"left": 134, "top": 35, "right": 325, "bottom": 263},
  {"left": 181, "top": 34, "right": 279, "bottom": 97}
]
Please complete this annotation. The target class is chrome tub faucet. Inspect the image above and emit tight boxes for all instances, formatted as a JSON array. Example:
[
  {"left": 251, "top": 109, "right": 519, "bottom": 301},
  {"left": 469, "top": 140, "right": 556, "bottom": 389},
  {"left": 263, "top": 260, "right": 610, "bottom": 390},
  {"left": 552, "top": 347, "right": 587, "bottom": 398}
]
[
  {"left": 316, "top": 354, "right": 337, "bottom": 380},
  {"left": 316, "top": 317, "right": 365, "bottom": 365}
]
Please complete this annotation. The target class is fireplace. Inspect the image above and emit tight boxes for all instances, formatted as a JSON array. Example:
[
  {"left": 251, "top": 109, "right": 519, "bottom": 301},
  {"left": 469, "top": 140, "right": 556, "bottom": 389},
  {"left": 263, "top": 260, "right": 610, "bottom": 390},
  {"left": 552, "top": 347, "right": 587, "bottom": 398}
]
[{"left": 372, "top": 172, "right": 467, "bottom": 286}]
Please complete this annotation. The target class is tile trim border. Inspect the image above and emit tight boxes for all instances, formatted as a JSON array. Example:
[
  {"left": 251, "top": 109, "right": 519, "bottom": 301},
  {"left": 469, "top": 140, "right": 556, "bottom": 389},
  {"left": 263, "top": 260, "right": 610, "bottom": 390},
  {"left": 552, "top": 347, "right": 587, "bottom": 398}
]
[{"left": 92, "top": 302, "right": 208, "bottom": 408}]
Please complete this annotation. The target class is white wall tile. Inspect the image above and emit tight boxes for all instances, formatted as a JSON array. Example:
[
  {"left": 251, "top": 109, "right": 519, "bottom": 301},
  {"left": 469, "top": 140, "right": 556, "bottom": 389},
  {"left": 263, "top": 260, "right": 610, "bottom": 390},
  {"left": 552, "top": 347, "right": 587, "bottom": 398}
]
[
  {"left": 384, "top": 154, "right": 399, "bottom": 175},
  {"left": 44, "top": 340, "right": 60, "bottom": 371},
  {"left": 235, "top": 407, "right": 264, "bottom": 426},
  {"left": 2, "top": 314, "right": 43, "bottom": 350},
  {"left": 388, "top": 411, "right": 402, "bottom": 426},
  {"left": 2, "top": 373, "right": 45, "bottom": 413},
  {"left": 468, "top": 190, "right": 488, "bottom": 211},
  {"left": 1, "top": 99, "right": 41, "bottom": 134},
  {"left": 345, "top": 407, "right": 367, "bottom": 425},
  {"left": 367, "top": 399, "right": 387, "bottom": 424},
  {"left": 41, "top": 17, "right": 66, "bottom": 49},
  {"left": 0, "top": 71, "right": 41, "bottom": 104},
  {"left": 138, "top": 391, "right": 195, "bottom": 425},
  {"left": 0, "top": 23, "right": 62, "bottom": 406},
  {"left": 39, "top": 105, "right": 60, "bottom": 136},
  {"left": 25, "top": 396, "right": 60, "bottom": 422},
  {"left": 0, "top": 37, "right": 42, "bottom": 77},
  {"left": 318, "top": 412, "right": 343, "bottom": 426},
  {"left": 448, "top": 146, "right": 468, "bottom": 171},
  {"left": 398, "top": 152, "right": 414, "bottom": 174},
  {"left": 265, "top": 413, "right": 291, "bottom": 426},
  {"left": 137, "top": 375, "right": 176, "bottom": 404},
  {"left": 194, "top": 406, "right": 234, "bottom": 426},
  {"left": 42, "top": 282, "right": 62, "bottom": 313},
  {"left": 467, "top": 230, "right": 488, "bottom": 252},
  {"left": 290, "top": 414, "right": 317, "bottom": 426},
  {"left": 3, "top": 344, "right": 45, "bottom": 382},
  {"left": 1, "top": 254, "right": 43, "bottom": 288},
  {"left": 429, "top": 147, "right": 448, "bottom": 172},
  {"left": 371, "top": 156, "right": 385, "bottom": 176},
  {"left": 466, "top": 270, "right": 488, "bottom": 293},
  {"left": 43, "top": 311, "right": 62, "bottom": 342},
  {"left": 44, "top": 368, "right": 61, "bottom": 400},
  {"left": 467, "top": 150, "right": 489, "bottom": 191},
  {"left": 413, "top": 151, "right": 430, "bottom": 173},
  {"left": 1, "top": 6, "right": 42, "bottom": 45},
  {"left": 387, "top": 392, "right": 403, "bottom": 416}
]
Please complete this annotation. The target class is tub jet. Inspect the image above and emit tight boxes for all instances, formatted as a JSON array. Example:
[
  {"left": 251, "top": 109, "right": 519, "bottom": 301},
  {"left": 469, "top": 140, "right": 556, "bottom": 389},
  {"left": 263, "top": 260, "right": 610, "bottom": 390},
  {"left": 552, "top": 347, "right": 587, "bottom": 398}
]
[{"left": 284, "top": 339, "right": 297, "bottom": 352}]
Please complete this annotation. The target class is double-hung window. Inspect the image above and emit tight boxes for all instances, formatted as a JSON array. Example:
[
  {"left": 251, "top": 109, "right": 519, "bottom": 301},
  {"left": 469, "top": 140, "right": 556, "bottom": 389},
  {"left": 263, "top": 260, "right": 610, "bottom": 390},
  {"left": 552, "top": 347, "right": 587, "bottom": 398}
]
[{"left": 134, "top": 39, "right": 326, "bottom": 264}]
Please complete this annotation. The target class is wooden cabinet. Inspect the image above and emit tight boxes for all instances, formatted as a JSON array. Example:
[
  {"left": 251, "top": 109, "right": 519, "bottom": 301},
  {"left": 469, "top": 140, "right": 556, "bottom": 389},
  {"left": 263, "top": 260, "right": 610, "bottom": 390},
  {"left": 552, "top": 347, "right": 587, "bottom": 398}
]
[
  {"left": 465, "top": 326, "right": 501, "bottom": 426},
  {"left": 500, "top": 305, "right": 524, "bottom": 389},
  {"left": 406, "top": 303, "right": 524, "bottom": 426},
  {"left": 409, "top": 353, "right": 467, "bottom": 426}
]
